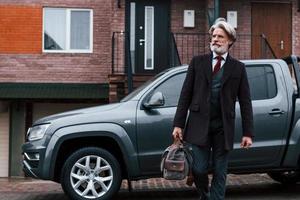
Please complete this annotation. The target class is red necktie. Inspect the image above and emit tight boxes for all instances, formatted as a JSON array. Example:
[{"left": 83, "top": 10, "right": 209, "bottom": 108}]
[{"left": 213, "top": 56, "right": 222, "bottom": 76}]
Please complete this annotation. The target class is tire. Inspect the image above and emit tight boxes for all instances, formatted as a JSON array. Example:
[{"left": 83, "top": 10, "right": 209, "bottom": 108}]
[
  {"left": 61, "top": 147, "right": 122, "bottom": 200},
  {"left": 268, "top": 171, "right": 300, "bottom": 184}
]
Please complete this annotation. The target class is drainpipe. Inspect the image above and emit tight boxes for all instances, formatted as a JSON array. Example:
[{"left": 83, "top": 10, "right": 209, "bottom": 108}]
[
  {"left": 214, "top": 0, "right": 219, "bottom": 20},
  {"left": 207, "top": 0, "right": 220, "bottom": 26}
]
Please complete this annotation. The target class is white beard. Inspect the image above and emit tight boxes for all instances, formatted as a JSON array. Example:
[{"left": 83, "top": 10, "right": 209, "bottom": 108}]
[{"left": 210, "top": 42, "right": 229, "bottom": 55}]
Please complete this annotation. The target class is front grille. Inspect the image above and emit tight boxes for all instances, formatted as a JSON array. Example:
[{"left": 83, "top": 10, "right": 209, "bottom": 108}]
[{"left": 27, "top": 160, "right": 39, "bottom": 168}]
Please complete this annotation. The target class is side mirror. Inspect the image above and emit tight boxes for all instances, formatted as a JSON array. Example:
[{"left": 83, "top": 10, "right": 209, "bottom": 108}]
[{"left": 143, "top": 91, "right": 165, "bottom": 109}]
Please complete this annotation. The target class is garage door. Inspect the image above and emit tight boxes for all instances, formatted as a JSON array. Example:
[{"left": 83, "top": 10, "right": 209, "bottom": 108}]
[{"left": 0, "top": 111, "right": 9, "bottom": 177}]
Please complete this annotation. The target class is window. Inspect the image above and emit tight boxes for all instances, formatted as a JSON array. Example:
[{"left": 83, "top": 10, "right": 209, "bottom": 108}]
[
  {"left": 149, "top": 72, "right": 186, "bottom": 107},
  {"left": 43, "top": 8, "right": 93, "bottom": 53},
  {"left": 144, "top": 6, "right": 154, "bottom": 70},
  {"left": 246, "top": 65, "right": 277, "bottom": 100}
]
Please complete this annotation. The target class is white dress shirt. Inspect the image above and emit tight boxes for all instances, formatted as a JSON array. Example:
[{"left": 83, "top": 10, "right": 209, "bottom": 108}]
[{"left": 212, "top": 52, "right": 228, "bottom": 71}]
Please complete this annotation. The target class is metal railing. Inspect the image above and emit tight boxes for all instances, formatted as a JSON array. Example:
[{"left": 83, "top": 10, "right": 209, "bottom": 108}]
[
  {"left": 260, "top": 33, "right": 277, "bottom": 59},
  {"left": 170, "top": 33, "right": 182, "bottom": 67},
  {"left": 111, "top": 32, "right": 276, "bottom": 88},
  {"left": 111, "top": 31, "right": 133, "bottom": 92},
  {"left": 112, "top": 32, "right": 126, "bottom": 74},
  {"left": 171, "top": 32, "right": 277, "bottom": 64}
]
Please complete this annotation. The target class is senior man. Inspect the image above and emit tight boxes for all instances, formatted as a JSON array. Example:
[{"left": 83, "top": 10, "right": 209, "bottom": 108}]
[{"left": 172, "top": 18, "right": 254, "bottom": 200}]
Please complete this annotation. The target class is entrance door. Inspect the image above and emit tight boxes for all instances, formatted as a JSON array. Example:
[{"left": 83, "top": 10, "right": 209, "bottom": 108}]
[
  {"left": 252, "top": 3, "right": 292, "bottom": 59},
  {"left": 128, "top": 0, "right": 170, "bottom": 74}
]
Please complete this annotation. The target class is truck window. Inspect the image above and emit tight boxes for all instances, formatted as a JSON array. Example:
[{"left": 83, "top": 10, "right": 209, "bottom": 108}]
[
  {"left": 150, "top": 72, "right": 186, "bottom": 107},
  {"left": 246, "top": 65, "right": 277, "bottom": 100}
]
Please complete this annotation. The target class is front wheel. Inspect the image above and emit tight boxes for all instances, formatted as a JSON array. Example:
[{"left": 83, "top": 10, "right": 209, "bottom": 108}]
[
  {"left": 268, "top": 171, "right": 300, "bottom": 184},
  {"left": 61, "top": 147, "right": 122, "bottom": 200}
]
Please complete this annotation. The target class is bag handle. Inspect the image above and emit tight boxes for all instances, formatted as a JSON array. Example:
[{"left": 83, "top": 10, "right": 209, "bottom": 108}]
[{"left": 173, "top": 137, "right": 183, "bottom": 147}]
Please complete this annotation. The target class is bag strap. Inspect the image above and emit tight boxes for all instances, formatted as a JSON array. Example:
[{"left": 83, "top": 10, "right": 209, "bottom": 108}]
[{"left": 182, "top": 142, "right": 193, "bottom": 172}]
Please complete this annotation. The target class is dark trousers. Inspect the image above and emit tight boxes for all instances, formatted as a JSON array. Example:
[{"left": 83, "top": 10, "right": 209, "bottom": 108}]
[{"left": 191, "top": 129, "right": 229, "bottom": 200}]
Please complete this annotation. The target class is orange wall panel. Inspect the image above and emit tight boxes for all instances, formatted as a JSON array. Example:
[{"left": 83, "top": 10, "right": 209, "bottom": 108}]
[{"left": 0, "top": 6, "right": 42, "bottom": 54}]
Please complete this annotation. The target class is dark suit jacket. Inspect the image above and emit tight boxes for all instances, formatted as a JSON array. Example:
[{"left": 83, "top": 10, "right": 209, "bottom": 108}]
[{"left": 173, "top": 53, "right": 254, "bottom": 151}]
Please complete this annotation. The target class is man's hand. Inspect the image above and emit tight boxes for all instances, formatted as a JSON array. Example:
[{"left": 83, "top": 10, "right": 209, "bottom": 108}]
[
  {"left": 172, "top": 127, "right": 183, "bottom": 141},
  {"left": 240, "top": 136, "right": 252, "bottom": 149}
]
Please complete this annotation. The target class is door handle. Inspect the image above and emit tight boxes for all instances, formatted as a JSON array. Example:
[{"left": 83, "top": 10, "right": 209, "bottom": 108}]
[
  {"left": 139, "top": 39, "right": 145, "bottom": 46},
  {"left": 268, "top": 108, "right": 284, "bottom": 115}
]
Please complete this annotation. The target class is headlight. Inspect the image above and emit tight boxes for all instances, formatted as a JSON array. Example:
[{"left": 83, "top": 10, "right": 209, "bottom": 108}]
[{"left": 27, "top": 124, "right": 51, "bottom": 141}]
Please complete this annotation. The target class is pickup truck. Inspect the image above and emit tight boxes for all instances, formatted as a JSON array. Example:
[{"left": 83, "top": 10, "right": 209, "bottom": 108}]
[{"left": 22, "top": 55, "right": 300, "bottom": 200}]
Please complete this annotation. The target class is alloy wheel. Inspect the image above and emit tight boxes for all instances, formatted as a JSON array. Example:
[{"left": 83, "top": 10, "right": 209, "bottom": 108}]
[{"left": 70, "top": 155, "right": 113, "bottom": 199}]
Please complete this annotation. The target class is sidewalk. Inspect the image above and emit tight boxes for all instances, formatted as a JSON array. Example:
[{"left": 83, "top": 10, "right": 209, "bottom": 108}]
[{"left": 0, "top": 173, "right": 275, "bottom": 193}]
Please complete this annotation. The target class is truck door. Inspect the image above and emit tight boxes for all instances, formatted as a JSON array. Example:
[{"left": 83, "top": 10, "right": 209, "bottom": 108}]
[
  {"left": 136, "top": 72, "right": 186, "bottom": 173},
  {"left": 229, "top": 63, "right": 290, "bottom": 169}
]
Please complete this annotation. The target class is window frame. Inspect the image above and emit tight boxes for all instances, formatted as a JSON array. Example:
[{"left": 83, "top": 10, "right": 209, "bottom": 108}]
[{"left": 42, "top": 7, "right": 93, "bottom": 53}]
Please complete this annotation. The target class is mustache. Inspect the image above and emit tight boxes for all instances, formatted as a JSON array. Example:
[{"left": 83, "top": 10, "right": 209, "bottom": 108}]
[{"left": 211, "top": 42, "right": 220, "bottom": 46}]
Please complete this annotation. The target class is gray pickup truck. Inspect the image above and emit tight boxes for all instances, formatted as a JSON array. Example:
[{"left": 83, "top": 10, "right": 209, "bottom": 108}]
[{"left": 22, "top": 55, "right": 300, "bottom": 200}]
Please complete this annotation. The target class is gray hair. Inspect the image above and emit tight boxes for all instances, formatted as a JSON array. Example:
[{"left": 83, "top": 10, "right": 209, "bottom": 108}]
[{"left": 209, "top": 18, "right": 236, "bottom": 43}]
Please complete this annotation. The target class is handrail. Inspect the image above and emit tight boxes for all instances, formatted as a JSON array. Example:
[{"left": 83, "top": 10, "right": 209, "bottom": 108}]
[
  {"left": 170, "top": 33, "right": 182, "bottom": 67},
  {"left": 260, "top": 33, "right": 277, "bottom": 59},
  {"left": 111, "top": 31, "right": 133, "bottom": 93},
  {"left": 125, "top": 32, "right": 133, "bottom": 93},
  {"left": 111, "top": 32, "right": 115, "bottom": 74},
  {"left": 112, "top": 32, "right": 280, "bottom": 82}
]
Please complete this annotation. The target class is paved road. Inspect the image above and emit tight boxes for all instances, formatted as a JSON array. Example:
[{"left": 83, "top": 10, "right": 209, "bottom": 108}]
[{"left": 0, "top": 174, "right": 299, "bottom": 200}]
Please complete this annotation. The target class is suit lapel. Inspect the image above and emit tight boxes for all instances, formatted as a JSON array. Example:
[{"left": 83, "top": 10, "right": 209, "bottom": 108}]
[
  {"left": 221, "top": 54, "right": 236, "bottom": 86},
  {"left": 204, "top": 53, "right": 213, "bottom": 84}
]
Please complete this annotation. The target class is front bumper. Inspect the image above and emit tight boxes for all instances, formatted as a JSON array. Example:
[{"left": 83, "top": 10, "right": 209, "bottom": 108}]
[
  {"left": 23, "top": 158, "right": 38, "bottom": 178},
  {"left": 22, "top": 141, "right": 47, "bottom": 179}
]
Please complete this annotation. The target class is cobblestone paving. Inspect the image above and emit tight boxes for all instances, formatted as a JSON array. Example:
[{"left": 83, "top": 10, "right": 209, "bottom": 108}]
[{"left": 0, "top": 174, "right": 299, "bottom": 200}]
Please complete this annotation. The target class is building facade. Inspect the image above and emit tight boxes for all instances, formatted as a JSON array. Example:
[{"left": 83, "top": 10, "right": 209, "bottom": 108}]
[{"left": 0, "top": 0, "right": 299, "bottom": 177}]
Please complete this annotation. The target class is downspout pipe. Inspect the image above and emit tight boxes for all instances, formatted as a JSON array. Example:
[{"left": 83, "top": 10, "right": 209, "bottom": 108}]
[{"left": 214, "top": 0, "right": 220, "bottom": 20}]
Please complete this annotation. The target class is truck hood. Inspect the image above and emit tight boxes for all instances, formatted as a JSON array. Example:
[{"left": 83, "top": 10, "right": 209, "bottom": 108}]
[{"left": 34, "top": 102, "right": 122, "bottom": 125}]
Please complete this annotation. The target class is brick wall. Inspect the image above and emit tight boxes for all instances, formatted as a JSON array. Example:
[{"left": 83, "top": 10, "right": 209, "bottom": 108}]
[
  {"left": 220, "top": 1, "right": 251, "bottom": 60},
  {"left": 0, "top": 0, "right": 298, "bottom": 84},
  {"left": 0, "top": 6, "right": 42, "bottom": 54},
  {"left": 172, "top": 0, "right": 299, "bottom": 62},
  {"left": 221, "top": 0, "right": 299, "bottom": 59},
  {"left": 170, "top": 0, "right": 207, "bottom": 64},
  {"left": 170, "top": 0, "right": 206, "bottom": 33},
  {"left": 0, "top": 0, "right": 125, "bottom": 84},
  {"left": 292, "top": 0, "right": 300, "bottom": 56},
  {"left": 111, "top": 0, "right": 125, "bottom": 33}
]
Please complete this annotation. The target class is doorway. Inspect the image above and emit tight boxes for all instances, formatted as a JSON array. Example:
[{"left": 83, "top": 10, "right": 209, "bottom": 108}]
[
  {"left": 126, "top": 0, "right": 171, "bottom": 74},
  {"left": 251, "top": 2, "right": 292, "bottom": 58}
]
